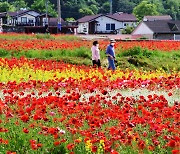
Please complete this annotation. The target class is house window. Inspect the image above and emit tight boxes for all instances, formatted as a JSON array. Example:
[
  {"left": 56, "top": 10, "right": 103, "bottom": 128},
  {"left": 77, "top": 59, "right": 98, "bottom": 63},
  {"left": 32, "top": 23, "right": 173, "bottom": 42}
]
[
  {"left": 83, "top": 28, "right": 87, "bottom": 32},
  {"left": 21, "top": 17, "right": 27, "bottom": 23},
  {"left": 28, "top": 18, "right": 34, "bottom": 23},
  {"left": 111, "top": 24, "right": 115, "bottom": 30},
  {"left": 106, "top": 24, "right": 111, "bottom": 30},
  {"left": 106, "top": 23, "right": 115, "bottom": 30},
  {"left": 124, "top": 23, "right": 128, "bottom": 26},
  {"left": 43, "top": 18, "right": 48, "bottom": 26}
]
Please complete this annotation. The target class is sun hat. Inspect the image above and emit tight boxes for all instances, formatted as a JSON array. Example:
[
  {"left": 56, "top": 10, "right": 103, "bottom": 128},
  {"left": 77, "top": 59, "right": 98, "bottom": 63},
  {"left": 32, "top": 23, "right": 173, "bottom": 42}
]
[{"left": 110, "top": 39, "right": 116, "bottom": 43}]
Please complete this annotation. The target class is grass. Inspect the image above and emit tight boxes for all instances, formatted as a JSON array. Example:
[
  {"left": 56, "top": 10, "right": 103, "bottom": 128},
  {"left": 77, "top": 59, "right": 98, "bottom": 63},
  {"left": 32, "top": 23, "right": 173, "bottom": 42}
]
[
  {"left": 55, "top": 35, "right": 81, "bottom": 41},
  {"left": 0, "top": 33, "right": 81, "bottom": 41},
  {"left": 116, "top": 47, "right": 180, "bottom": 71},
  {"left": 0, "top": 46, "right": 180, "bottom": 71},
  {"left": 0, "top": 33, "right": 33, "bottom": 40}
]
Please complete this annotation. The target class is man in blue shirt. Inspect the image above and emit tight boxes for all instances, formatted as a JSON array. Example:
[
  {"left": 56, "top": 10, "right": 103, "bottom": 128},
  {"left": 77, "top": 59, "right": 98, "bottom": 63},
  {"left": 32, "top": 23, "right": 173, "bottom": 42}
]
[{"left": 106, "top": 39, "right": 116, "bottom": 71}]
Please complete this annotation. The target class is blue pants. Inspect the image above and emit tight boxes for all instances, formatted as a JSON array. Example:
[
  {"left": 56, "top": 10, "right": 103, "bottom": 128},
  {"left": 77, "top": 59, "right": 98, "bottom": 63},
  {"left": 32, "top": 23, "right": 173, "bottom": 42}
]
[{"left": 108, "top": 57, "right": 116, "bottom": 70}]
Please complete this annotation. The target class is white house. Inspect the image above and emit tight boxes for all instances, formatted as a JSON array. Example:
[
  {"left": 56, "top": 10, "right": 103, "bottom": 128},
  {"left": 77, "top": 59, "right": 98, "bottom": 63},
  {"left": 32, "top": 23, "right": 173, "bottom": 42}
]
[
  {"left": 132, "top": 20, "right": 180, "bottom": 40},
  {"left": 77, "top": 13, "right": 137, "bottom": 34},
  {"left": 15, "top": 11, "right": 40, "bottom": 26},
  {"left": 0, "top": 10, "right": 40, "bottom": 26}
]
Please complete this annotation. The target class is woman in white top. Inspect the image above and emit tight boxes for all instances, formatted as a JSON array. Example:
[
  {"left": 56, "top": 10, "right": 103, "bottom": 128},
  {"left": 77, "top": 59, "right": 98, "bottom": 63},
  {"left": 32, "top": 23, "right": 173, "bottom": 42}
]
[{"left": 91, "top": 41, "right": 101, "bottom": 68}]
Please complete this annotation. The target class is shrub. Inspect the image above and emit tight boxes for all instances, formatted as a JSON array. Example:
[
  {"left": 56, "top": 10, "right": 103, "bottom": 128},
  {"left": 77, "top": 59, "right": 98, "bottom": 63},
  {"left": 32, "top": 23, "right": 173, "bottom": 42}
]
[
  {"left": 0, "top": 49, "right": 9, "bottom": 57},
  {"left": 36, "top": 34, "right": 55, "bottom": 40},
  {"left": 122, "top": 26, "right": 135, "bottom": 34}
]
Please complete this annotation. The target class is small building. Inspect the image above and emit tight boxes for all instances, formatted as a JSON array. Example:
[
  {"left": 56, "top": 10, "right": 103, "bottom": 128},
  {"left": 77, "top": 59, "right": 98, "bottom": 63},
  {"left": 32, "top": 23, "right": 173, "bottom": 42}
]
[
  {"left": 37, "top": 14, "right": 65, "bottom": 26},
  {"left": 77, "top": 13, "right": 137, "bottom": 34},
  {"left": 132, "top": 20, "right": 180, "bottom": 40},
  {"left": 143, "top": 15, "right": 172, "bottom": 21}
]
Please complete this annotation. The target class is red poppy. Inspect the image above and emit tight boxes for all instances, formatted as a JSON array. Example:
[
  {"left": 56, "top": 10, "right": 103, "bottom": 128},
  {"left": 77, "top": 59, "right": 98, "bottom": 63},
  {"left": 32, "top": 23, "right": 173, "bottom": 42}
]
[
  {"left": 67, "top": 143, "right": 75, "bottom": 150},
  {"left": 168, "top": 92, "right": 172, "bottom": 96},
  {"left": 168, "top": 140, "right": 176, "bottom": 147},
  {"left": 172, "top": 150, "right": 179, "bottom": 154},
  {"left": 138, "top": 140, "right": 145, "bottom": 149},
  {"left": 23, "top": 128, "right": 29, "bottom": 134},
  {"left": 20, "top": 114, "right": 29, "bottom": 122},
  {"left": 6, "top": 152, "right": 16, "bottom": 154},
  {"left": 92, "top": 146, "right": 97, "bottom": 153},
  {"left": 54, "top": 141, "right": 61, "bottom": 146}
]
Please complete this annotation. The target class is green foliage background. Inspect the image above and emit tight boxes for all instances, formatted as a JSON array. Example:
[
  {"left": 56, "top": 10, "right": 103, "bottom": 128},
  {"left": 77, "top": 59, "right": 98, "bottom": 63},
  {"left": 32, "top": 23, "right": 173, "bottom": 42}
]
[{"left": 0, "top": 0, "right": 179, "bottom": 20}]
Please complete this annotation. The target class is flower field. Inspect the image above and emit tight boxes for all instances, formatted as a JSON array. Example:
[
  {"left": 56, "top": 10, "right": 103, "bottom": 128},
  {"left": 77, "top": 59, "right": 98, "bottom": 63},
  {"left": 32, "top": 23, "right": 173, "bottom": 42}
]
[
  {"left": 0, "top": 34, "right": 180, "bottom": 154},
  {"left": 0, "top": 34, "right": 180, "bottom": 52}
]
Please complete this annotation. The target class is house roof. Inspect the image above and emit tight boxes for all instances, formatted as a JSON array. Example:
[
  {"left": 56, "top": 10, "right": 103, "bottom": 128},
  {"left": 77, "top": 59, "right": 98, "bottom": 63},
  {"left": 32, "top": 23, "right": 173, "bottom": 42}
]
[
  {"left": 0, "top": 12, "right": 6, "bottom": 17},
  {"left": 0, "top": 10, "right": 40, "bottom": 18},
  {"left": 38, "top": 13, "right": 53, "bottom": 17},
  {"left": 77, "top": 14, "right": 102, "bottom": 23},
  {"left": 49, "top": 18, "right": 65, "bottom": 23},
  {"left": 106, "top": 13, "right": 137, "bottom": 22},
  {"left": 8, "top": 10, "right": 28, "bottom": 17},
  {"left": 77, "top": 13, "right": 137, "bottom": 23},
  {"left": 144, "top": 20, "right": 180, "bottom": 34},
  {"left": 143, "top": 15, "right": 172, "bottom": 21}
]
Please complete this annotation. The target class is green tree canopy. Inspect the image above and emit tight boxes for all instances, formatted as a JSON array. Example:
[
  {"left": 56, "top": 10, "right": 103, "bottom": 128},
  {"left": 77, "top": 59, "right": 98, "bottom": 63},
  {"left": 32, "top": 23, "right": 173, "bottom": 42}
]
[
  {"left": 31, "top": 0, "right": 57, "bottom": 17},
  {"left": 122, "top": 26, "right": 135, "bottom": 34},
  {"left": 133, "top": 0, "right": 159, "bottom": 21},
  {"left": 79, "top": 7, "right": 94, "bottom": 16},
  {"left": 163, "top": 0, "right": 180, "bottom": 20},
  {"left": 12, "top": 0, "right": 27, "bottom": 10},
  {"left": 99, "top": 2, "right": 110, "bottom": 14},
  {"left": 113, "top": 0, "right": 136, "bottom": 14},
  {"left": 65, "top": 17, "right": 75, "bottom": 22},
  {"left": 0, "top": 0, "right": 179, "bottom": 20},
  {"left": 0, "top": 1, "right": 15, "bottom": 12}
]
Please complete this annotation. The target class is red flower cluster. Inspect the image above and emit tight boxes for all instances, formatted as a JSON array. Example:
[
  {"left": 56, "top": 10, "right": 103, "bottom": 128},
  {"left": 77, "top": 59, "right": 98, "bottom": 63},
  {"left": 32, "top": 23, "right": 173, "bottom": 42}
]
[
  {"left": 29, "top": 140, "right": 43, "bottom": 150},
  {"left": 0, "top": 37, "right": 180, "bottom": 52},
  {"left": 0, "top": 39, "right": 89, "bottom": 51}
]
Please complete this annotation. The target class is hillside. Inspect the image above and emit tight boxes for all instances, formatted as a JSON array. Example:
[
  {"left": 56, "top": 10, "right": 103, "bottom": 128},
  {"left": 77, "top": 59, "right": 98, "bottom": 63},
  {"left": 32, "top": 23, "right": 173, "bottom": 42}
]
[{"left": 0, "top": 0, "right": 180, "bottom": 20}]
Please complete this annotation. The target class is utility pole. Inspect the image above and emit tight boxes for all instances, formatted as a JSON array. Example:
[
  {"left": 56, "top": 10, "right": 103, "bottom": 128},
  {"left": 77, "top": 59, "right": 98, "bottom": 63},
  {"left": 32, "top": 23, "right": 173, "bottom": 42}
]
[
  {"left": 110, "top": 0, "right": 112, "bottom": 14},
  {"left": 45, "top": 0, "right": 48, "bottom": 25},
  {"left": 57, "top": 0, "right": 61, "bottom": 32}
]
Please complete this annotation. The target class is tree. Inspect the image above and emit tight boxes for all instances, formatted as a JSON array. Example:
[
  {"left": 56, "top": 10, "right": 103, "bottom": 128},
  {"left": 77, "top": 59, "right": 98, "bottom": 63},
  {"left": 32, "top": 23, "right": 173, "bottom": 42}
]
[
  {"left": 89, "top": 4, "right": 98, "bottom": 14},
  {"left": 79, "top": 7, "right": 94, "bottom": 16},
  {"left": 148, "top": 0, "right": 165, "bottom": 14},
  {"left": 122, "top": 26, "right": 135, "bottom": 34},
  {"left": 61, "top": 0, "right": 85, "bottom": 19},
  {"left": 31, "top": 0, "right": 57, "bottom": 17},
  {"left": 65, "top": 17, "right": 75, "bottom": 22},
  {"left": 1, "top": 0, "right": 179, "bottom": 20},
  {"left": 113, "top": 0, "right": 136, "bottom": 14},
  {"left": 163, "top": 0, "right": 180, "bottom": 20},
  {"left": 133, "top": 0, "right": 159, "bottom": 21},
  {"left": 99, "top": 2, "right": 110, "bottom": 14},
  {"left": 0, "top": 1, "right": 15, "bottom": 12},
  {"left": 12, "top": 0, "right": 27, "bottom": 10}
]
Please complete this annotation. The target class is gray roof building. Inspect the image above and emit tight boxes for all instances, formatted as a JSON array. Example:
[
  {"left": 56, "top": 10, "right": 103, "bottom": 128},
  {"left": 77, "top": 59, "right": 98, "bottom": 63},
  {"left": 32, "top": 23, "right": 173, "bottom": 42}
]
[{"left": 132, "top": 20, "right": 180, "bottom": 40}]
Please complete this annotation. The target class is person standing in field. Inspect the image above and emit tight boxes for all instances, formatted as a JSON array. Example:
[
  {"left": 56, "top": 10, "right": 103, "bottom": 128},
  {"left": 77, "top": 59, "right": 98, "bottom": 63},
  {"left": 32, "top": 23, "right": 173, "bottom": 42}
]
[
  {"left": 91, "top": 41, "right": 101, "bottom": 68},
  {"left": 106, "top": 39, "right": 116, "bottom": 71}
]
